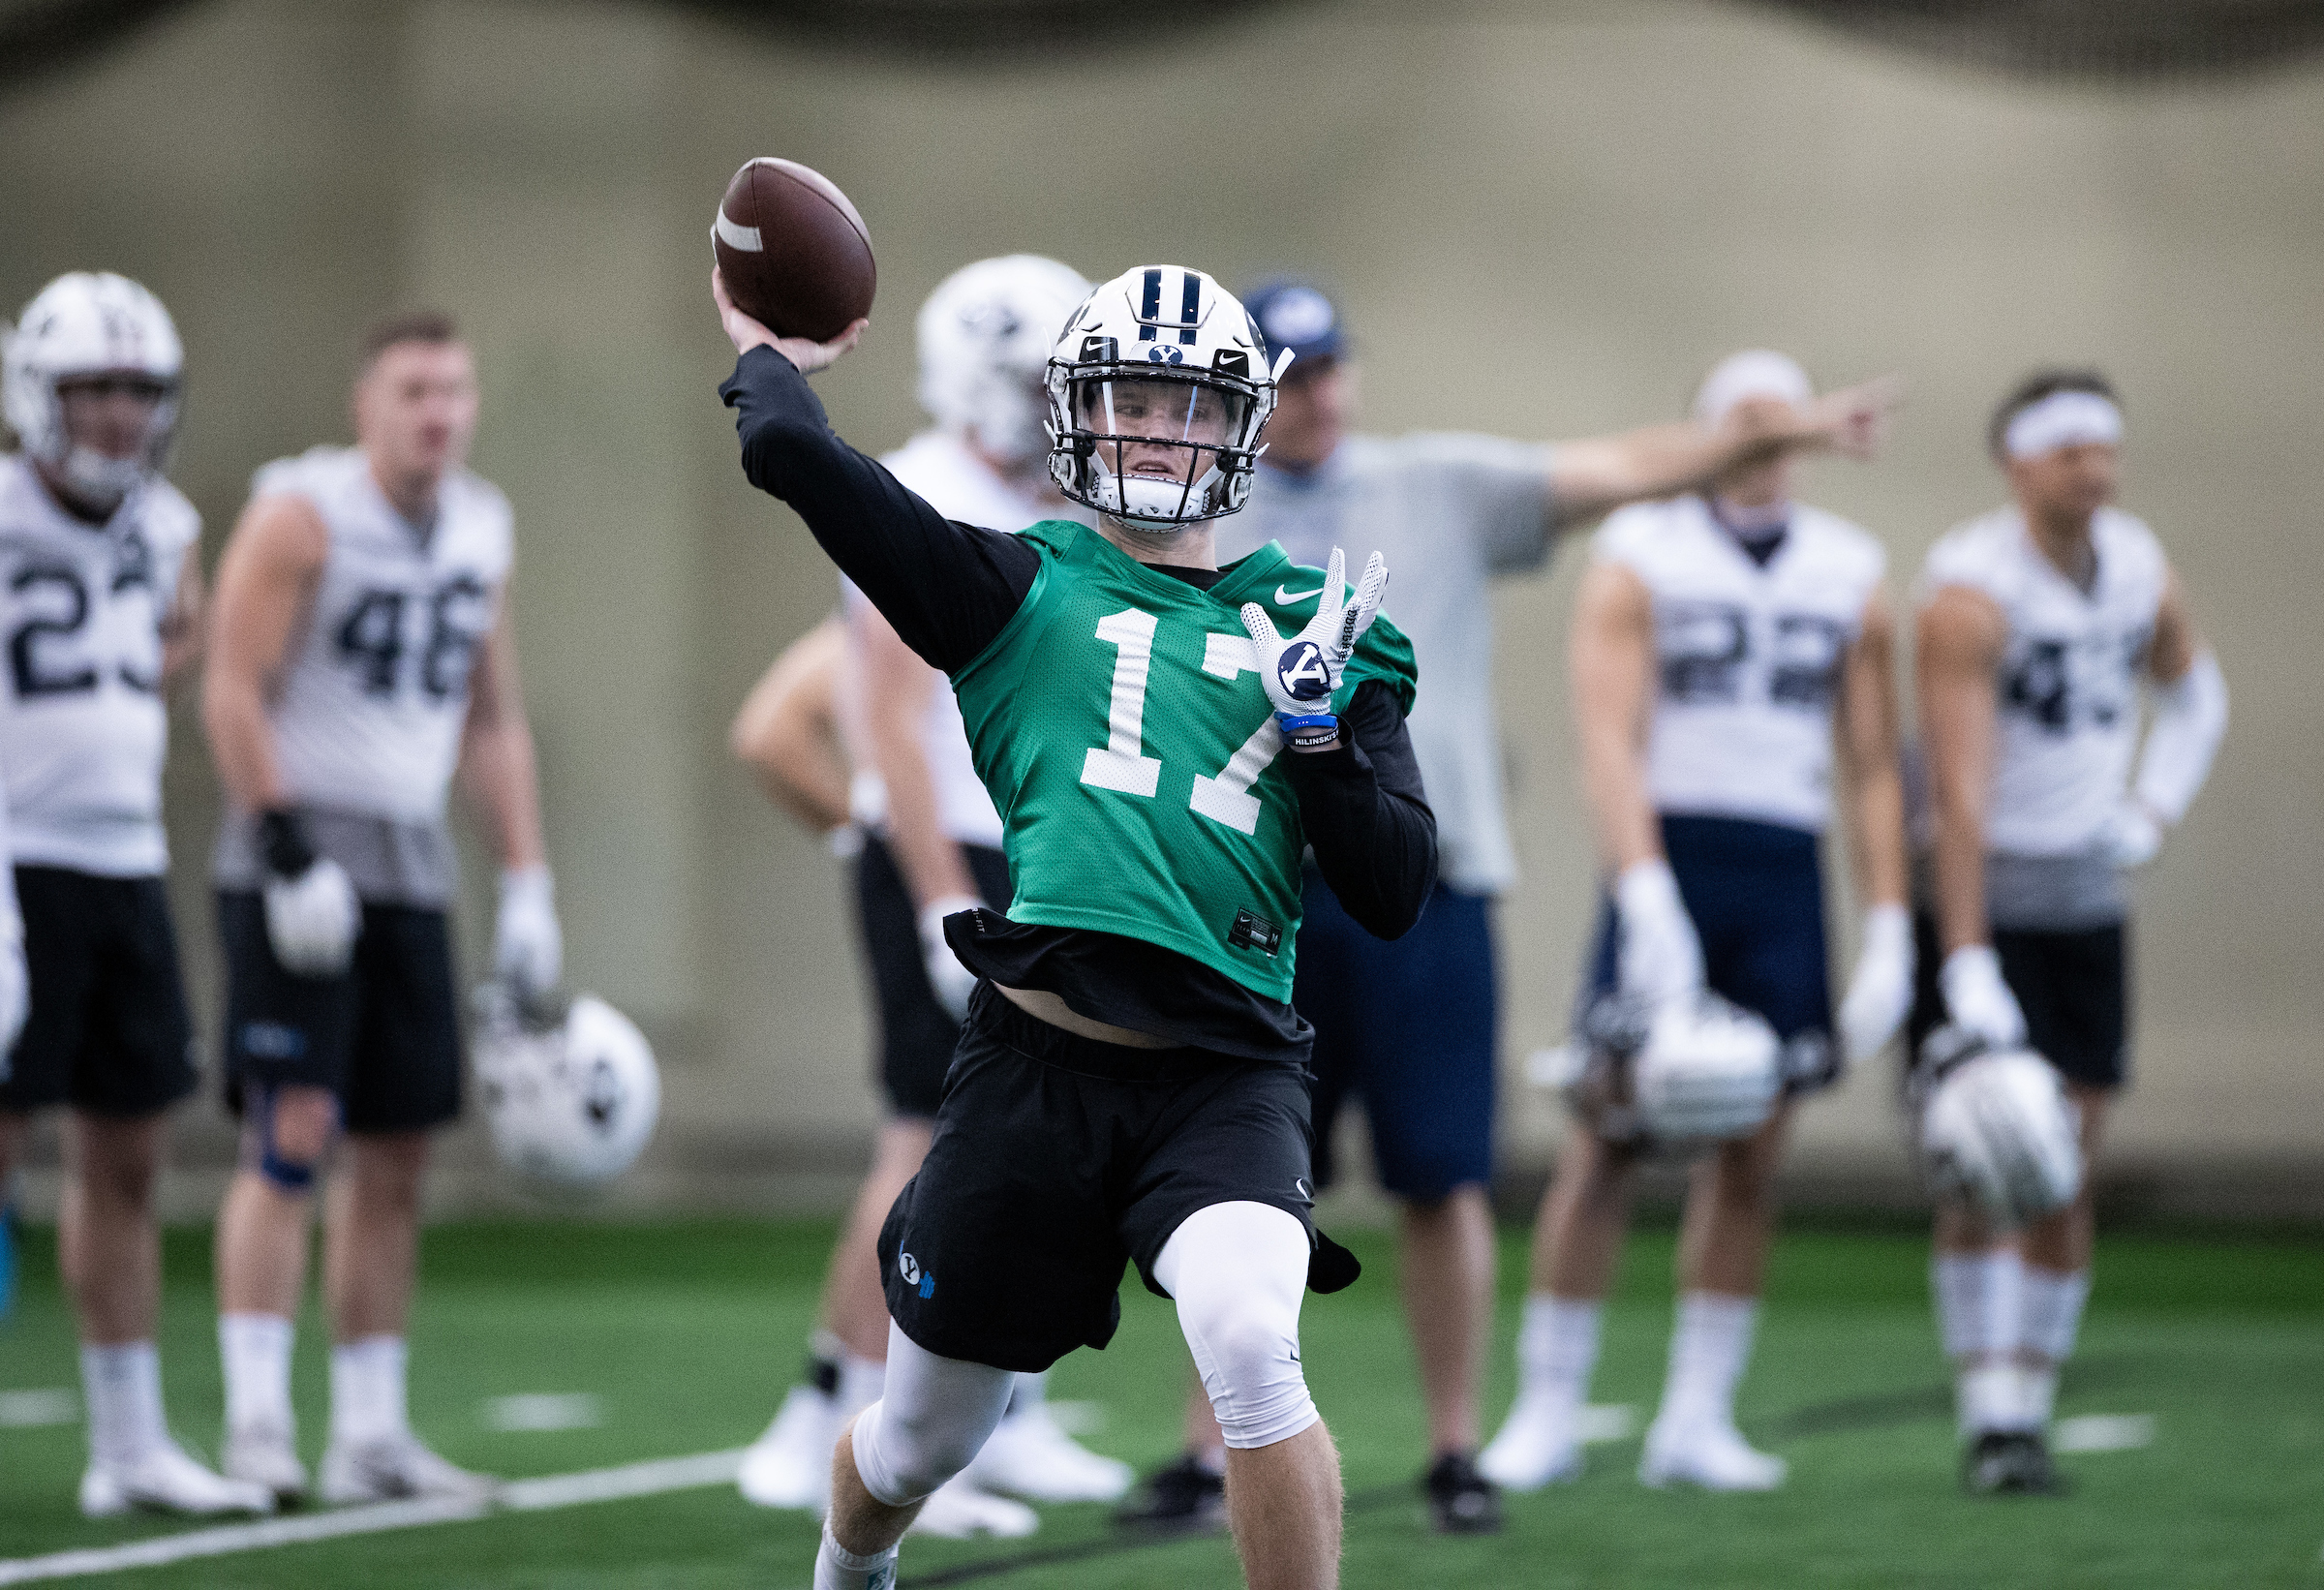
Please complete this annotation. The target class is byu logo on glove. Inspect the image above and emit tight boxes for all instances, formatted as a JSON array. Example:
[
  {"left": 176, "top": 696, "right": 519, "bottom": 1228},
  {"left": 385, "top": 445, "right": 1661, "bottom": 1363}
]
[{"left": 1276, "top": 640, "right": 1331, "bottom": 701}]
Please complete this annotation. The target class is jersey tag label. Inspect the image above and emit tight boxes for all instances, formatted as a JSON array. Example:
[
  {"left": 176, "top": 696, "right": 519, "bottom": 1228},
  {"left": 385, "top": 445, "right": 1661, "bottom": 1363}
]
[{"left": 1229, "top": 908, "right": 1283, "bottom": 958}]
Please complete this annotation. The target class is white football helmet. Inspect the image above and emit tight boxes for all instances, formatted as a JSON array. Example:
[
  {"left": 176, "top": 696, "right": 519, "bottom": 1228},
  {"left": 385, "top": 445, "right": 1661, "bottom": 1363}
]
[
  {"left": 918, "top": 255, "right": 1091, "bottom": 469},
  {"left": 4, "top": 272, "right": 184, "bottom": 512},
  {"left": 1045, "top": 264, "right": 1284, "bottom": 530},
  {"left": 1562, "top": 992, "right": 1784, "bottom": 1151},
  {"left": 1913, "top": 1026, "right": 2081, "bottom": 1228},
  {"left": 475, "top": 989, "right": 660, "bottom": 1189}
]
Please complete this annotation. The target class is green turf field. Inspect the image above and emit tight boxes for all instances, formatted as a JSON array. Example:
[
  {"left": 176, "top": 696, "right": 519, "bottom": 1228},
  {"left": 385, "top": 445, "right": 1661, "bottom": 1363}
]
[{"left": 2, "top": 1217, "right": 2319, "bottom": 1587}]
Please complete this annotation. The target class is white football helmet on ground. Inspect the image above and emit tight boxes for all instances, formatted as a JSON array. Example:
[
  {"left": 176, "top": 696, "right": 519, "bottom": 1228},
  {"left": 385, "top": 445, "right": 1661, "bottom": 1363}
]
[
  {"left": 1912, "top": 1025, "right": 2081, "bottom": 1227},
  {"left": 918, "top": 255, "right": 1091, "bottom": 468},
  {"left": 475, "top": 987, "right": 660, "bottom": 1188},
  {"left": 1045, "top": 264, "right": 1285, "bottom": 530},
  {"left": 1560, "top": 992, "right": 1784, "bottom": 1151},
  {"left": 4, "top": 272, "right": 183, "bottom": 511}
]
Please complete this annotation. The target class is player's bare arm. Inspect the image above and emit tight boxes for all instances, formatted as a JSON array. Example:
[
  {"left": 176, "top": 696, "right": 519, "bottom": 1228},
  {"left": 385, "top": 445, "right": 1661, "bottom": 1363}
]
[
  {"left": 858, "top": 607, "right": 979, "bottom": 907},
  {"left": 1545, "top": 377, "right": 1902, "bottom": 530},
  {"left": 1570, "top": 561, "right": 1662, "bottom": 873},
  {"left": 1916, "top": 583, "right": 2008, "bottom": 958},
  {"left": 729, "top": 615, "right": 852, "bottom": 836},
  {"left": 456, "top": 596, "right": 547, "bottom": 872},
  {"left": 202, "top": 493, "right": 329, "bottom": 811},
  {"left": 1835, "top": 587, "right": 1908, "bottom": 912},
  {"left": 159, "top": 557, "right": 205, "bottom": 686}
]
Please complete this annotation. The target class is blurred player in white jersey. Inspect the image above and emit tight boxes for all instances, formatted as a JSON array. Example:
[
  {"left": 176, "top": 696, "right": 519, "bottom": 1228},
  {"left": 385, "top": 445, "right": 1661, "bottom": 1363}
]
[
  {"left": 203, "top": 312, "right": 563, "bottom": 1507},
  {"left": 1481, "top": 352, "right": 1911, "bottom": 1494},
  {"left": 1911, "top": 371, "right": 2224, "bottom": 1493},
  {"left": 1131, "top": 292, "right": 1894, "bottom": 1533},
  {"left": 0, "top": 272, "right": 271, "bottom": 1516},
  {"left": 733, "top": 257, "right": 1131, "bottom": 1538}
]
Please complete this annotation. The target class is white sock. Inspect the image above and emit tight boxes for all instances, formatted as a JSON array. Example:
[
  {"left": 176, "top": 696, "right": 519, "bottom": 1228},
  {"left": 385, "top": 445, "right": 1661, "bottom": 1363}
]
[
  {"left": 220, "top": 1313, "right": 295, "bottom": 1436},
  {"left": 1955, "top": 1362, "right": 2029, "bottom": 1436},
  {"left": 1003, "top": 1370, "right": 1046, "bottom": 1422},
  {"left": 1514, "top": 1295, "right": 1602, "bottom": 1420},
  {"left": 329, "top": 1336, "right": 409, "bottom": 1448},
  {"left": 836, "top": 1352, "right": 887, "bottom": 1422},
  {"left": 1655, "top": 1293, "right": 1759, "bottom": 1434},
  {"left": 1932, "top": 1251, "right": 2021, "bottom": 1360},
  {"left": 2020, "top": 1365, "right": 2060, "bottom": 1427},
  {"left": 81, "top": 1342, "right": 169, "bottom": 1467},
  {"left": 813, "top": 1518, "right": 900, "bottom": 1590},
  {"left": 2018, "top": 1266, "right": 2089, "bottom": 1365}
]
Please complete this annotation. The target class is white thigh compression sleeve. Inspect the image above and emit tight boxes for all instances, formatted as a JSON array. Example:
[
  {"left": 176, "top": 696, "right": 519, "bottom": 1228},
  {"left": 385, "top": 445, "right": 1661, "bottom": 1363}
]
[
  {"left": 848, "top": 1322, "right": 1016, "bottom": 1506},
  {"left": 1153, "top": 1201, "right": 1319, "bottom": 1451}
]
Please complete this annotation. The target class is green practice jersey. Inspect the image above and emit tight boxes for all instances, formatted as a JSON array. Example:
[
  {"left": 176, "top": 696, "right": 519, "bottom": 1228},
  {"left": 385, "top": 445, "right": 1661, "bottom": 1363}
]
[{"left": 950, "top": 520, "right": 1419, "bottom": 1002}]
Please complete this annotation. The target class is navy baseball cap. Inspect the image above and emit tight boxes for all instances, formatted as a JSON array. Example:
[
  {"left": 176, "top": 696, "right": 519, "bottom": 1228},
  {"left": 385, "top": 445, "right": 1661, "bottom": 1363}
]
[{"left": 1242, "top": 279, "right": 1346, "bottom": 371}]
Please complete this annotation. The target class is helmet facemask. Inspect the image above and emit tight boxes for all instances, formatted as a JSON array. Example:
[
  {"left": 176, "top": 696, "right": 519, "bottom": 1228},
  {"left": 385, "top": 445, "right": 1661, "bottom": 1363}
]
[
  {"left": 1047, "top": 354, "right": 1270, "bottom": 531},
  {"left": 48, "top": 375, "right": 180, "bottom": 514}
]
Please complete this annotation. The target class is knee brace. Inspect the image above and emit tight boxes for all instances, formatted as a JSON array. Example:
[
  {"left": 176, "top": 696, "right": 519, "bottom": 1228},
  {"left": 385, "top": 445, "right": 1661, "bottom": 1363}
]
[
  {"left": 848, "top": 1322, "right": 1015, "bottom": 1506},
  {"left": 243, "top": 1085, "right": 336, "bottom": 1194},
  {"left": 1155, "top": 1201, "right": 1319, "bottom": 1450}
]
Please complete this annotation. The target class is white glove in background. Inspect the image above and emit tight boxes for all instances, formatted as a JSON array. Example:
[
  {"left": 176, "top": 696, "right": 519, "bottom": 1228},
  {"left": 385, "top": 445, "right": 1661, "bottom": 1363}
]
[
  {"left": 1838, "top": 903, "right": 1915, "bottom": 1065},
  {"left": 2098, "top": 801, "right": 2163, "bottom": 871},
  {"left": 1939, "top": 944, "right": 2028, "bottom": 1050},
  {"left": 495, "top": 865, "right": 564, "bottom": 1000},
  {"left": 918, "top": 894, "right": 982, "bottom": 1022},
  {"left": 1615, "top": 858, "right": 1704, "bottom": 1008},
  {"left": 263, "top": 858, "right": 361, "bottom": 978}
]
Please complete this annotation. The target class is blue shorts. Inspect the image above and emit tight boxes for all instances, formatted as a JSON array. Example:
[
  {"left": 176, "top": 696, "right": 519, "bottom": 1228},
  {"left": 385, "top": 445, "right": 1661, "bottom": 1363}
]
[
  {"left": 1583, "top": 814, "right": 1832, "bottom": 1047},
  {"left": 1295, "top": 871, "right": 1496, "bottom": 1203}
]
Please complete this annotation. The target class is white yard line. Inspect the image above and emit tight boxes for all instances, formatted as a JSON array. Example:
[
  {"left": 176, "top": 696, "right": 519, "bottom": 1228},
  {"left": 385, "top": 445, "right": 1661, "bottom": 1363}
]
[
  {"left": 2051, "top": 1414, "right": 2155, "bottom": 1453},
  {"left": 0, "top": 1448, "right": 745, "bottom": 1585}
]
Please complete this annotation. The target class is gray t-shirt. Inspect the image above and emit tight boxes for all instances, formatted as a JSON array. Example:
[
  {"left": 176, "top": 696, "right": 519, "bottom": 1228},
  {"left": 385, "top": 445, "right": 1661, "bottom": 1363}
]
[{"left": 1214, "top": 433, "right": 1554, "bottom": 895}]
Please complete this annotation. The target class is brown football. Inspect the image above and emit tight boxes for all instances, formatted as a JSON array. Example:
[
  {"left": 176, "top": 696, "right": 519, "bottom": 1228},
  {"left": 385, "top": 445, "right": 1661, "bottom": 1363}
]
[{"left": 712, "top": 158, "right": 876, "bottom": 343}]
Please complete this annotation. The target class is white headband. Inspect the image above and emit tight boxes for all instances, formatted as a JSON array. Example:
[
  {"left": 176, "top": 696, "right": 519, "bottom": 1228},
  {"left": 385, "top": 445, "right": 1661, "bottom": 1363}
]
[
  {"left": 1694, "top": 350, "right": 1813, "bottom": 427},
  {"left": 2004, "top": 390, "right": 2122, "bottom": 461}
]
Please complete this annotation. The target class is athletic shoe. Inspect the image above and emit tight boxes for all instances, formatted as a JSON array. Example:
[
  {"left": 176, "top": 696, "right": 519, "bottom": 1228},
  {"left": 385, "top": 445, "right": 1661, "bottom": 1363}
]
[
  {"left": 223, "top": 1422, "right": 310, "bottom": 1507},
  {"left": 79, "top": 1440, "right": 276, "bottom": 1517},
  {"left": 1112, "top": 1452, "right": 1227, "bottom": 1534},
  {"left": 1638, "top": 1420, "right": 1788, "bottom": 1491},
  {"left": 906, "top": 1474, "right": 1038, "bottom": 1539},
  {"left": 1961, "top": 1430, "right": 2069, "bottom": 1497},
  {"left": 319, "top": 1432, "right": 501, "bottom": 1506},
  {"left": 1477, "top": 1394, "right": 1584, "bottom": 1491},
  {"left": 966, "top": 1407, "right": 1134, "bottom": 1502},
  {"left": 737, "top": 1385, "right": 839, "bottom": 1511},
  {"left": 1422, "top": 1452, "right": 1503, "bottom": 1535}
]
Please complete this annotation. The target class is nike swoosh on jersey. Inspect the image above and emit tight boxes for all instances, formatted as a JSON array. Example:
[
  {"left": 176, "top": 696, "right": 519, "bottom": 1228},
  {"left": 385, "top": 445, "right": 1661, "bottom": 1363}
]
[{"left": 1274, "top": 584, "right": 1324, "bottom": 604}]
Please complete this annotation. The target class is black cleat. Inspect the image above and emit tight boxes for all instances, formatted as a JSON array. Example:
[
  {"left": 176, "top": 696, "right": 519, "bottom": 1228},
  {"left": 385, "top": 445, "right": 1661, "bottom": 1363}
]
[
  {"left": 1962, "top": 1430, "right": 2070, "bottom": 1497},
  {"left": 1422, "top": 1452, "right": 1504, "bottom": 1535},
  {"left": 1114, "top": 1452, "right": 1227, "bottom": 1534}
]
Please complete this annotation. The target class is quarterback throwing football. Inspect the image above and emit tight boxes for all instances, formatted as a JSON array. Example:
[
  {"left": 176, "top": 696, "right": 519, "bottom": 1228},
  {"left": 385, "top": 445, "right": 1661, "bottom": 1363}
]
[{"left": 718, "top": 262, "right": 1434, "bottom": 1590}]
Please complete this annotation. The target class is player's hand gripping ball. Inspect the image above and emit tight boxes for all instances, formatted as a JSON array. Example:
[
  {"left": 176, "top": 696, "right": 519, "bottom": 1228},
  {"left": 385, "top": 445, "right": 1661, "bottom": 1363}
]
[{"left": 712, "top": 158, "right": 876, "bottom": 342}]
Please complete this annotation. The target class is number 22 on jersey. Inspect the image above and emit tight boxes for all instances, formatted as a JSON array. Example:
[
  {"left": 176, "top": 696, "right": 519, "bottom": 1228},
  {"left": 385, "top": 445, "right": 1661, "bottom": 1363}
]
[{"left": 1078, "top": 607, "right": 1282, "bottom": 837}]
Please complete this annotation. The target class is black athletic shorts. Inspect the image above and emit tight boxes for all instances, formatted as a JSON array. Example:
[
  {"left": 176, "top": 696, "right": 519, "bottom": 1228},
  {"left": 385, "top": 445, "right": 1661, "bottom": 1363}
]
[
  {"left": 852, "top": 835, "right": 1013, "bottom": 1118},
  {"left": 0, "top": 867, "right": 197, "bottom": 1117},
  {"left": 877, "top": 984, "right": 1318, "bottom": 1373},
  {"left": 1907, "top": 913, "right": 2129, "bottom": 1089},
  {"left": 217, "top": 890, "right": 464, "bottom": 1133}
]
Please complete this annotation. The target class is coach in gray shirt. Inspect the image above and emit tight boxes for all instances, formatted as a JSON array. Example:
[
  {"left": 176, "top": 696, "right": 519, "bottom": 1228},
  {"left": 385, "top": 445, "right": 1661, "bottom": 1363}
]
[{"left": 1120, "top": 280, "right": 1894, "bottom": 1534}]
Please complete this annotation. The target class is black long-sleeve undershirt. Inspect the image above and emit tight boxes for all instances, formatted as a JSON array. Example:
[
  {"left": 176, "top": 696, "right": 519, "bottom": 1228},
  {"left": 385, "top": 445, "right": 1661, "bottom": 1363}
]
[{"left": 722, "top": 346, "right": 1437, "bottom": 1062}]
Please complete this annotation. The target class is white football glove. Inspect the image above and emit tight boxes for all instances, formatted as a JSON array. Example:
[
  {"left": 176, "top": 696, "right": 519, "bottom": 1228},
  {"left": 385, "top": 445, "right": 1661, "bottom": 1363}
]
[
  {"left": 495, "top": 866, "right": 564, "bottom": 1001},
  {"left": 1615, "top": 858, "right": 1704, "bottom": 1008},
  {"left": 263, "top": 858, "right": 361, "bottom": 978},
  {"left": 2098, "top": 800, "right": 2164, "bottom": 871},
  {"left": 1838, "top": 902, "right": 1914, "bottom": 1066},
  {"left": 1238, "top": 547, "right": 1390, "bottom": 751},
  {"left": 1939, "top": 944, "right": 2027, "bottom": 1050},
  {"left": 917, "top": 894, "right": 982, "bottom": 1023}
]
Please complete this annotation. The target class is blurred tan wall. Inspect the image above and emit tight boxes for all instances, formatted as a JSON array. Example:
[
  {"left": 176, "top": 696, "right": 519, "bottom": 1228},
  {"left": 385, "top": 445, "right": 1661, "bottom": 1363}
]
[{"left": 2, "top": 0, "right": 2317, "bottom": 1217}]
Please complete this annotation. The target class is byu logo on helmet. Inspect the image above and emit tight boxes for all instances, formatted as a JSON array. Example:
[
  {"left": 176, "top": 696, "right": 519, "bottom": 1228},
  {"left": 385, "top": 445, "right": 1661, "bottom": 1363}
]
[{"left": 1276, "top": 640, "right": 1331, "bottom": 701}]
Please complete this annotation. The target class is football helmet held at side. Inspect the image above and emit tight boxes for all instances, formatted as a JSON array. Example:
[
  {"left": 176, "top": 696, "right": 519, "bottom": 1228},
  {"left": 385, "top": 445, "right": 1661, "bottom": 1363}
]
[
  {"left": 4, "top": 272, "right": 183, "bottom": 512},
  {"left": 1045, "top": 264, "right": 1286, "bottom": 530},
  {"left": 1912, "top": 1025, "right": 2081, "bottom": 1228},
  {"left": 475, "top": 987, "right": 660, "bottom": 1189},
  {"left": 1556, "top": 991, "right": 1785, "bottom": 1152}
]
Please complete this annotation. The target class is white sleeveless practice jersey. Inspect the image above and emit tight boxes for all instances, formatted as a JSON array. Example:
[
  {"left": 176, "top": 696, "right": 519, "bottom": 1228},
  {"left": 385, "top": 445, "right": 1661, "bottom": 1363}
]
[
  {"left": 841, "top": 432, "right": 1088, "bottom": 850},
  {"left": 256, "top": 446, "right": 512, "bottom": 824},
  {"left": 1919, "top": 505, "right": 2166, "bottom": 856},
  {"left": 0, "top": 456, "right": 199, "bottom": 876},
  {"left": 1594, "top": 496, "right": 1886, "bottom": 834}
]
